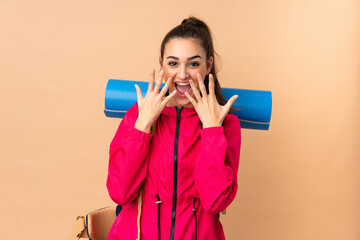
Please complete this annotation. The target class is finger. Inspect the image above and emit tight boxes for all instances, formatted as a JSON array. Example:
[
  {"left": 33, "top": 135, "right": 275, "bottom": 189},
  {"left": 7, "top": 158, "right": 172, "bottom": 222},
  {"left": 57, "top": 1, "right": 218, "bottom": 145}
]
[
  {"left": 197, "top": 73, "right": 208, "bottom": 100},
  {"left": 147, "top": 69, "right": 155, "bottom": 93},
  {"left": 208, "top": 74, "right": 215, "bottom": 97},
  {"left": 162, "top": 90, "right": 177, "bottom": 105},
  {"left": 185, "top": 91, "right": 198, "bottom": 107},
  {"left": 154, "top": 69, "right": 164, "bottom": 93},
  {"left": 160, "top": 76, "right": 173, "bottom": 96},
  {"left": 224, "top": 95, "right": 238, "bottom": 112},
  {"left": 134, "top": 84, "right": 144, "bottom": 102},
  {"left": 189, "top": 80, "right": 202, "bottom": 102}
]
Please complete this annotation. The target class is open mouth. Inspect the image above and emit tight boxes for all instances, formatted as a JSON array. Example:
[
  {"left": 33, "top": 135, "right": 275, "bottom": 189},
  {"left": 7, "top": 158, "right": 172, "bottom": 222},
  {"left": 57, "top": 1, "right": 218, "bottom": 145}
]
[{"left": 175, "top": 82, "right": 191, "bottom": 97}]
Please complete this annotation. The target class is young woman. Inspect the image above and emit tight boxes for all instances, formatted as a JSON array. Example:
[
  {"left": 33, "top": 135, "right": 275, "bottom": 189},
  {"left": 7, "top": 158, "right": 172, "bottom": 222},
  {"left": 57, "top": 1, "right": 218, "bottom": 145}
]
[{"left": 107, "top": 17, "right": 241, "bottom": 240}]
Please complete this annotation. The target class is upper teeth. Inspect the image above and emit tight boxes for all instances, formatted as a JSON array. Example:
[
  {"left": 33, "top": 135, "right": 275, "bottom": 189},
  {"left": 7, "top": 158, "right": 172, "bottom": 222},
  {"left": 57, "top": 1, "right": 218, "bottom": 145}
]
[{"left": 177, "top": 83, "right": 189, "bottom": 86}]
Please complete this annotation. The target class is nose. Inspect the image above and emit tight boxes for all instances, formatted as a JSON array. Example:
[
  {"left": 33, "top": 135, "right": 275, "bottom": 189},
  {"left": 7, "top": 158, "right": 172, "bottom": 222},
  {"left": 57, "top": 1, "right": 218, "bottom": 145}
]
[{"left": 178, "top": 65, "right": 189, "bottom": 80}]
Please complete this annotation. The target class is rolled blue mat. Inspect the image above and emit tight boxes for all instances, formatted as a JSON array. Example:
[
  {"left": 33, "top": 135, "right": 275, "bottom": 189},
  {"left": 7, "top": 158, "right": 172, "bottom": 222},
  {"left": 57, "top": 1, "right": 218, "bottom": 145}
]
[{"left": 104, "top": 79, "right": 272, "bottom": 130}]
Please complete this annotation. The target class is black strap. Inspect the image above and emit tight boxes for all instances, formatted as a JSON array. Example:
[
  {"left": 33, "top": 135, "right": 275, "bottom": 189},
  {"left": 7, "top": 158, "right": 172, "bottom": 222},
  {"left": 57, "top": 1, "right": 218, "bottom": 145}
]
[
  {"left": 155, "top": 194, "right": 162, "bottom": 240},
  {"left": 116, "top": 205, "right": 122, "bottom": 217},
  {"left": 192, "top": 197, "right": 197, "bottom": 240}
]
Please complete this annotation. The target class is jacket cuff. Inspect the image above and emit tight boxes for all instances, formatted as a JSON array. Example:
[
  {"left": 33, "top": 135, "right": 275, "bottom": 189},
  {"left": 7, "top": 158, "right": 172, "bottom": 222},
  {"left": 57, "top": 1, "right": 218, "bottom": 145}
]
[
  {"left": 127, "top": 126, "right": 152, "bottom": 142},
  {"left": 200, "top": 126, "right": 224, "bottom": 137}
]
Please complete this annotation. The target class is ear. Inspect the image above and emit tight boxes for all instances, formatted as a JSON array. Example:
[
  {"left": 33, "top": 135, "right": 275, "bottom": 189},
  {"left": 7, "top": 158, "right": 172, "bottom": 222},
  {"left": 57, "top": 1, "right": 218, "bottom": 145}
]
[
  {"left": 207, "top": 56, "right": 214, "bottom": 74},
  {"left": 159, "top": 56, "right": 163, "bottom": 64}
]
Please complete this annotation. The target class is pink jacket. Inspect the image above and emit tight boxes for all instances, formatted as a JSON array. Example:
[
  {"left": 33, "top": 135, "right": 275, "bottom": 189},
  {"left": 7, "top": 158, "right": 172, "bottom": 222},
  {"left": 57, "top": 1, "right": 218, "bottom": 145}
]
[{"left": 107, "top": 103, "right": 241, "bottom": 240}]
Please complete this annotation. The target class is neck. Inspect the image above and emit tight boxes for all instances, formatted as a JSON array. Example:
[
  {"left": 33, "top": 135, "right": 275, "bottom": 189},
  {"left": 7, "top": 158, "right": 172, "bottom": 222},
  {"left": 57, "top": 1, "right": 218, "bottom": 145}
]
[{"left": 166, "top": 98, "right": 194, "bottom": 108}]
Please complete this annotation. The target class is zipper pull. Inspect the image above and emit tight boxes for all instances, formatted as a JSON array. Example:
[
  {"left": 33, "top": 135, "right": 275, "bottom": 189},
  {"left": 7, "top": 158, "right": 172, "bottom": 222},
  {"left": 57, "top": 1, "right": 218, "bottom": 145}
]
[{"left": 176, "top": 106, "right": 183, "bottom": 121}]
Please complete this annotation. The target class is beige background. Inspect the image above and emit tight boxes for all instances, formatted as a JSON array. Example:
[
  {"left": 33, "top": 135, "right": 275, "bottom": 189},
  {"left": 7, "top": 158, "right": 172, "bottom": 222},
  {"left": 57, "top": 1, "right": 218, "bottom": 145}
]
[{"left": 1, "top": 0, "right": 359, "bottom": 239}]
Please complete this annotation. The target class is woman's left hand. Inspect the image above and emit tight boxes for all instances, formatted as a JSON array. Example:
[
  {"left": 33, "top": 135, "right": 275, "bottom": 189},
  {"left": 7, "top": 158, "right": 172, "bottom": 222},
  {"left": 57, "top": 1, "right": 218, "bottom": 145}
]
[{"left": 185, "top": 73, "right": 238, "bottom": 128}]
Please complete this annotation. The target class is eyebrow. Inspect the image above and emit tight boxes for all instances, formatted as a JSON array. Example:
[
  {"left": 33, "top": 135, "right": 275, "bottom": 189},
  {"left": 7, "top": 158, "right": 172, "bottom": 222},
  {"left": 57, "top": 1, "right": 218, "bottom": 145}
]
[{"left": 166, "top": 55, "right": 202, "bottom": 60}]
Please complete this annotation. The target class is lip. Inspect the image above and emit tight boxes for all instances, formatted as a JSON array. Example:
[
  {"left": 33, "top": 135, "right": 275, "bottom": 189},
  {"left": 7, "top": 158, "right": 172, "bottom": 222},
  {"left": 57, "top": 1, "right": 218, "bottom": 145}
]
[
  {"left": 174, "top": 81, "right": 190, "bottom": 85},
  {"left": 174, "top": 82, "right": 191, "bottom": 97}
]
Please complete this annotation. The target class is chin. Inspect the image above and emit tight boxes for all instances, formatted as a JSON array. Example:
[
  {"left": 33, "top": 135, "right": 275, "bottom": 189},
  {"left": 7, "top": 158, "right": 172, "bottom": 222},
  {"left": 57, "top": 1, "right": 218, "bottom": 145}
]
[{"left": 175, "top": 98, "right": 193, "bottom": 108}]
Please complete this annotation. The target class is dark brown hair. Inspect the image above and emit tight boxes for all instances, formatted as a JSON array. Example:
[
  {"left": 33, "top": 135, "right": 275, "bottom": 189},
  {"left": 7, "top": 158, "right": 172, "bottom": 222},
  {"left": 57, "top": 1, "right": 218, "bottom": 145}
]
[{"left": 160, "top": 17, "right": 228, "bottom": 106}]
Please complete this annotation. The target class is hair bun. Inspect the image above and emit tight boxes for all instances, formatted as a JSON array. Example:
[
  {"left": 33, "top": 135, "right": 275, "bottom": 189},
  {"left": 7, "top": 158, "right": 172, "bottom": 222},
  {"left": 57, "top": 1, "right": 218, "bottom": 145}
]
[{"left": 181, "top": 17, "right": 199, "bottom": 27}]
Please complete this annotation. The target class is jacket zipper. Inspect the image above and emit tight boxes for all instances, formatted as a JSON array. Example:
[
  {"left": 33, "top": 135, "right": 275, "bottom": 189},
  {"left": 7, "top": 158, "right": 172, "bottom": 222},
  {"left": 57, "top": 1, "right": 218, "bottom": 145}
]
[{"left": 170, "top": 106, "right": 182, "bottom": 240}]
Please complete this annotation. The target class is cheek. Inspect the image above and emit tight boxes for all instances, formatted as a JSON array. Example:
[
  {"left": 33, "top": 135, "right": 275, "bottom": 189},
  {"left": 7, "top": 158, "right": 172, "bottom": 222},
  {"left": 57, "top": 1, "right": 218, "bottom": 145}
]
[
  {"left": 189, "top": 72, "right": 203, "bottom": 88},
  {"left": 162, "top": 65, "right": 175, "bottom": 79},
  {"left": 193, "top": 81, "right": 200, "bottom": 91},
  {"left": 189, "top": 67, "right": 207, "bottom": 78}
]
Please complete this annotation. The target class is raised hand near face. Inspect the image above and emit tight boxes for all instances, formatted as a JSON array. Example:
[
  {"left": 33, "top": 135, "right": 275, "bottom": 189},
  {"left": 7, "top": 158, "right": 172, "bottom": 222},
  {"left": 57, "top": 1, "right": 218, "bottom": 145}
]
[
  {"left": 134, "top": 69, "right": 177, "bottom": 133},
  {"left": 185, "top": 73, "right": 238, "bottom": 128}
]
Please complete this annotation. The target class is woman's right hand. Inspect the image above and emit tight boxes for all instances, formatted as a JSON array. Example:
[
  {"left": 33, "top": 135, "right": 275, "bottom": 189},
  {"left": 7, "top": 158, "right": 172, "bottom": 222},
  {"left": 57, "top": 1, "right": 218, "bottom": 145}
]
[{"left": 134, "top": 69, "right": 176, "bottom": 133}]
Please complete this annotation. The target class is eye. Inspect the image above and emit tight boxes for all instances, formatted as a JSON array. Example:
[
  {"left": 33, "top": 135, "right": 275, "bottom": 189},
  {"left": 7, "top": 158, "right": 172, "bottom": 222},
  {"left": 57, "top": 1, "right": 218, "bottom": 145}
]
[
  {"left": 168, "top": 61, "right": 177, "bottom": 67},
  {"left": 189, "top": 62, "right": 200, "bottom": 67}
]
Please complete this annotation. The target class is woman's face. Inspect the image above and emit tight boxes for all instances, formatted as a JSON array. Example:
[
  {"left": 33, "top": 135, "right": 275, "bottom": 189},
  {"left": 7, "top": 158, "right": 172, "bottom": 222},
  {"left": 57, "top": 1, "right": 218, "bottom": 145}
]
[{"left": 161, "top": 37, "right": 213, "bottom": 108}]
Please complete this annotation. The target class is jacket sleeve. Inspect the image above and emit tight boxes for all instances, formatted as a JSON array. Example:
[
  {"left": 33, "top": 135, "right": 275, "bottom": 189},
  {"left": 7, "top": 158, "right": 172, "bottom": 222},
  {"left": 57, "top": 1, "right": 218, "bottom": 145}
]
[
  {"left": 106, "top": 103, "right": 152, "bottom": 205},
  {"left": 194, "top": 113, "right": 241, "bottom": 213}
]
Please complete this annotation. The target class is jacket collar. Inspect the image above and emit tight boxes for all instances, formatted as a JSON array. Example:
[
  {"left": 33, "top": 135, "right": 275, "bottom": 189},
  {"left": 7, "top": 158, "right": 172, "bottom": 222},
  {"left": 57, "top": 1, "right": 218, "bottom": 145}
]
[{"left": 162, "top": 106, "right": 198, "bottom": 118}]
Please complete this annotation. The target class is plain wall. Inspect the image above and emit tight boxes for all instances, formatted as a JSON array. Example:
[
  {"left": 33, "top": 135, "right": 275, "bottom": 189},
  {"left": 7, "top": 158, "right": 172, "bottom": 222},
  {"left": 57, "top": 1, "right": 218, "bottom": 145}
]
[{"left": 0, "top": 0, "right": 359, "bottom": 239}]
